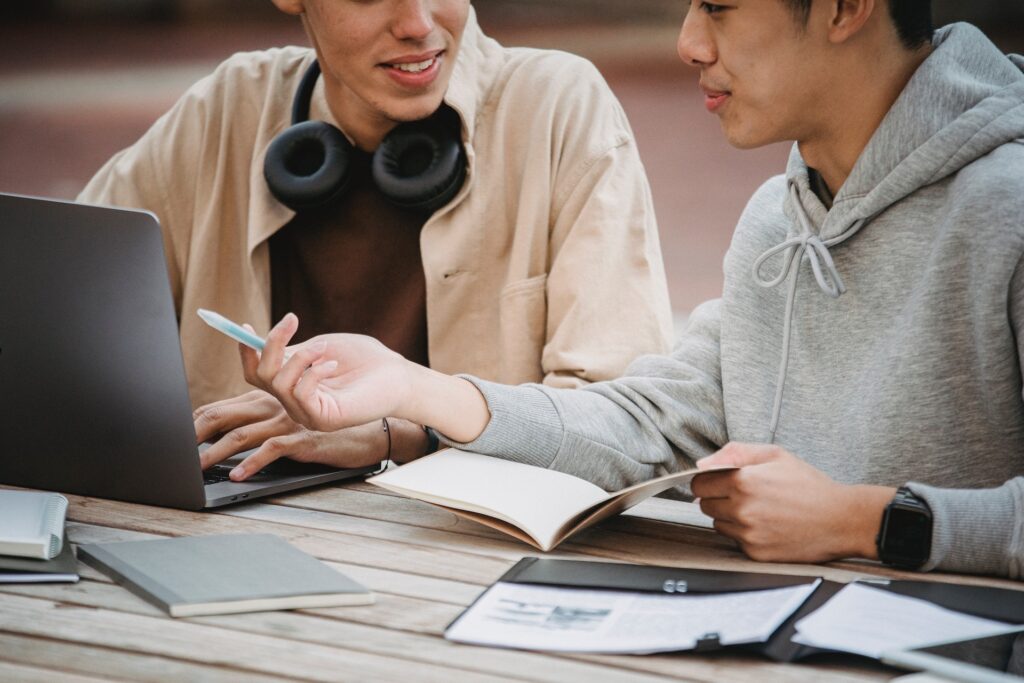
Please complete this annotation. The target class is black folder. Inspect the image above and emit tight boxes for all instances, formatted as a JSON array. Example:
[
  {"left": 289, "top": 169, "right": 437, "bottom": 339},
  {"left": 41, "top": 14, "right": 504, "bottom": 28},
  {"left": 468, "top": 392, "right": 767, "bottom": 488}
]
[{"left": 459, "top": 557, "right": 1024, "bottom": 661}]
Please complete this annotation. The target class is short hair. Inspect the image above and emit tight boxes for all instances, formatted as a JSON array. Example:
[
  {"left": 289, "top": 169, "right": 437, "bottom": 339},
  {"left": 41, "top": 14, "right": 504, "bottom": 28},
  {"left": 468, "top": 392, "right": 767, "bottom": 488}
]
[{"left": 782, "top": 0, "right": 933, "bottom": 50}]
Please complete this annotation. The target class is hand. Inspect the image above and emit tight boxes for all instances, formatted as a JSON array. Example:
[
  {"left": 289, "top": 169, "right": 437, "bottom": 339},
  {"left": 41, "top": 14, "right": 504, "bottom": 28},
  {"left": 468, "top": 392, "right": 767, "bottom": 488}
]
[
  {"left": 239, "top": 313, "right": 493, "bottom": 443},
  {"left": 193, "top": 390, "right": 398, "bottom": 481},
  {"left": 691, "top": 443, "right": 895, "bottom": 564},
  {"left": 240, "top": 313, "right": 416, "bottom": 433}
]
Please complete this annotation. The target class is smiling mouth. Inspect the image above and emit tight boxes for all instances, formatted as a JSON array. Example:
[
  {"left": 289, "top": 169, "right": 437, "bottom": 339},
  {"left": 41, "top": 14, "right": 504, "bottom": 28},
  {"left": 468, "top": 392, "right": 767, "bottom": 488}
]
[{"left": 384, "top": 52, "right": 443, "bottom": 74}]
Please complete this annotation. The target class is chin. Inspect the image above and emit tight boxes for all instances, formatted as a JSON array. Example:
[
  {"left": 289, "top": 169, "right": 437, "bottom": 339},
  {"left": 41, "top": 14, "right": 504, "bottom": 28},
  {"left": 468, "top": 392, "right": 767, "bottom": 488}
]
[
  {"left": 720, "top": 123, "right": 778, "bottom": 151},
  {"left": 381, "top": 84, "right": 451, "bottom": 123}
]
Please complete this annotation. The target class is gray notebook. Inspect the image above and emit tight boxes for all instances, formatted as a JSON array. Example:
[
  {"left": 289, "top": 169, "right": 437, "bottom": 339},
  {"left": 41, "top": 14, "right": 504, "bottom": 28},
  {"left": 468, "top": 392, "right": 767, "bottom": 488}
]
[{"left": 78, "top": 533, "right": 373, "bottom": 617}]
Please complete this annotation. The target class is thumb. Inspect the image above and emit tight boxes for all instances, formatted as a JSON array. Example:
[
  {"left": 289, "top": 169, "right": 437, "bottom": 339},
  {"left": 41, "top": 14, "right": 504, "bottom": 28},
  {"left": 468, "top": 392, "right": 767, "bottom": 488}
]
[{"left": 698, "top": 442, "right": 781, "bottom": 469}]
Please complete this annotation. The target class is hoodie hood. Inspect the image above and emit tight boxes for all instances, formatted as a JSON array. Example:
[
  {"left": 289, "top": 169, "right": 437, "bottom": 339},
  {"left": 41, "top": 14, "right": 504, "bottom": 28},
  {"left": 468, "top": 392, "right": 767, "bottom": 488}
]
[{"left": 785, "top": 22, "right": 1024, "bottom": 243}]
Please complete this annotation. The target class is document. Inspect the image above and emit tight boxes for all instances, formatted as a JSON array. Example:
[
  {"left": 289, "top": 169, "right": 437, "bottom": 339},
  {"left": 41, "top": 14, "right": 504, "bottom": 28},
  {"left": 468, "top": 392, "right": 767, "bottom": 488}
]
[
  {"left": 793, "top": 582, "right": 1011, "bottom": 659},
  {"left": 445, "top": 580, "right": 820, "bottom": 654}
]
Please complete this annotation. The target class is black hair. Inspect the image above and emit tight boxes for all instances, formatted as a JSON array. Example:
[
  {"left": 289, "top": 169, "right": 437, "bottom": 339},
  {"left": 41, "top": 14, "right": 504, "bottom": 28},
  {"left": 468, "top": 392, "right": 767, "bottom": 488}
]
[{"left": 782, "top": 0, "right": 933, "bottom": 50}]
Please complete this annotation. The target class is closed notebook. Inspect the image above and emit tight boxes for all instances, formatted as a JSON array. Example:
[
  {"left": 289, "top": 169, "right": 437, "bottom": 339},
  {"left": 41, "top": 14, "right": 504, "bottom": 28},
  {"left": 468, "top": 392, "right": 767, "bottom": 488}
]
[
  {"left": 0, "top": 490, "right": 68, "bottom": 559},
  {"left": 0, "top": 534, "right": 79, "bottom": 583},
  {"left": 78, "top": 533, "right": 373, "bottom": 617}
]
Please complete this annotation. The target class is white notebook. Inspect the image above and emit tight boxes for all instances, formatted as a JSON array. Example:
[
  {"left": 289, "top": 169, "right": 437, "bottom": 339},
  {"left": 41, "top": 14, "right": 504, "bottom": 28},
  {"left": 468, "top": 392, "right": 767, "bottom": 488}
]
[{"left": 0, "top": 491, "right": 68, "bottom": 559}]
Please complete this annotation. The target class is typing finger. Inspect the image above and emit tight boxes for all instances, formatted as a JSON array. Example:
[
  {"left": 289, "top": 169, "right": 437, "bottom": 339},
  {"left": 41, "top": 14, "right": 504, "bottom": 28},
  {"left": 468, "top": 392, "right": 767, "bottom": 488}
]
[
  {"left": 230, "top": 433, "right": 307, "bottom": 481},
  {"left": 193, "top": 390, "right": 279, "bottom": 444},
  {"left": 199, "top": 419, "right": 283, "bottom": 469}
]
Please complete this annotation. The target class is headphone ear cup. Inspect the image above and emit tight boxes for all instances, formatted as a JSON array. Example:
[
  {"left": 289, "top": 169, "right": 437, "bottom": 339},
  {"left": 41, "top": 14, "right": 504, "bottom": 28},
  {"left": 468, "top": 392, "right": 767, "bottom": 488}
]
[
  {"left": 263, "top": 120, "right": 354, "bottom": 210},
  {"left": 372, "top": 119, "right": 467, "bottom": 215}
]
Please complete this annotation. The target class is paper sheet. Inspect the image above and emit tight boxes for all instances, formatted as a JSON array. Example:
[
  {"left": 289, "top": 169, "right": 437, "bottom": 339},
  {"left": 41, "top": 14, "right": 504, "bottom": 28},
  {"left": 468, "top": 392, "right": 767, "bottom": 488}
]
[
  {"left": 445, "top": 580, "right": 820, "bottom": 654},
  {"left": 793, "top": 582, "right": 1011, "bottom": 659}
]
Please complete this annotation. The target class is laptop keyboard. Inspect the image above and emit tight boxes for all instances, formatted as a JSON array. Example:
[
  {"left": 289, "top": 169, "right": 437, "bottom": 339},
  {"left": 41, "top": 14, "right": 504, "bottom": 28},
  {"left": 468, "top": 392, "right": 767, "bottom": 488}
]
[{"left": 202, "top": 466, "right": 234, "bottom": 485}]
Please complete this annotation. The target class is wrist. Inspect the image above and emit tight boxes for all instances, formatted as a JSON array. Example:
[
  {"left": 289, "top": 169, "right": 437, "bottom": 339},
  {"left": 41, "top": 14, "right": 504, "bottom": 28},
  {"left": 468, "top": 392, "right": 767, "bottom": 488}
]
[
  {"left": 386, "top": 418, "right": 429, "bottom": 465},
  {"left": 406, "top": 366, "right": 490, "bottom": 443},
  {"left": 838, "top": 484, "right": 896, "bottom": 560}
]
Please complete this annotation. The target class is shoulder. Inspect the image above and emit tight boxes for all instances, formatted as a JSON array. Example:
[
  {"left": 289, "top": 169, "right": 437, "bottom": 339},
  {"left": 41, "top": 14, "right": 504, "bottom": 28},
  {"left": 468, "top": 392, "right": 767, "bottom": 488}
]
[
  {"left": 486, "top": 47, "right": 631, "bottom": 145},
  {"left": 182, "top": 47, "right": 312, "bottom": 112},
  {"left": 945, "top": 139, "right": 1024, "bottom": 245}
]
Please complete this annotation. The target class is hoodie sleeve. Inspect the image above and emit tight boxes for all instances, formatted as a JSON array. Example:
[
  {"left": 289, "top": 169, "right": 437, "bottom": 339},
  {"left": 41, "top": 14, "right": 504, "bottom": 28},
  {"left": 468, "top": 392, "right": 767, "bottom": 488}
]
[
  {"left": 907, "top": 254, "right": 1024, "bottom": 579},
  {"left": 440, "top": 299, "right": 728, "bottom": 491}
]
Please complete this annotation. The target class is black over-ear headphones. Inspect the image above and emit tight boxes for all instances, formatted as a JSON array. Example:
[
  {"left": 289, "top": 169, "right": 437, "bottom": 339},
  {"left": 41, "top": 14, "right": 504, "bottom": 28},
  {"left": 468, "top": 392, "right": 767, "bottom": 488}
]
[{"left": 263, "top": 60, "right": 467, "bottom": 214}]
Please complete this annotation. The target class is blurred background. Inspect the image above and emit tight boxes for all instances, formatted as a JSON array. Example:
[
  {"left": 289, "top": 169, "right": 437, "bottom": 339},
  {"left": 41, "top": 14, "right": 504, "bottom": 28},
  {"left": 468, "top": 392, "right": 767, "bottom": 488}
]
[{"left": 1, "top": 0, "right": 1022, "bottom": 322}]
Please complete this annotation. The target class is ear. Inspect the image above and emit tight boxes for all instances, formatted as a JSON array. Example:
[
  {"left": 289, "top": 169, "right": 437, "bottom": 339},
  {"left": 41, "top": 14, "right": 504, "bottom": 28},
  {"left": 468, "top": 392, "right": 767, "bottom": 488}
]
[
  {"left": 270, "top": 0, "right": 304, "bottom": 17},
  {"left": 823, "top": 0, "right": 878, "bottom": 44}
]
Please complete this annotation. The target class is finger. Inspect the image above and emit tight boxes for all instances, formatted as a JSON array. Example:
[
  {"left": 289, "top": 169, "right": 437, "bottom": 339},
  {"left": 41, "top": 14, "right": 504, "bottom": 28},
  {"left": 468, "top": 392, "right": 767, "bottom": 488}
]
[
  {"left": 690, "top": 470, "right": 739, "bottom": 499},
  {"left": 230, "top": 434, "right": 303, "bottom": 481},
  {"left": 267, "top": 344, "right": 330, "bottom": 421},
  {"left": 199, "top": 419, "right": 281, "bottom": 469},
  {"left": 712, "top": 518, "right": 746, "bottom": 542},
  {"left": 699, "top": 442, "right": 782, "bottom": 469},
  {"left": 698, "top": 496, "right": 741, "bottom": 524},
  {"left": 256, "top": 313, "right": 299, "bottom": 387},
  {"left": 192, "top": 392, "right": 277, "bottom": 444},
  {"left": 240, "top": 339, "right": 262, "bottom": 389},
  {"left": 290, "top": 361, "right": 342, "bottom": 428}
]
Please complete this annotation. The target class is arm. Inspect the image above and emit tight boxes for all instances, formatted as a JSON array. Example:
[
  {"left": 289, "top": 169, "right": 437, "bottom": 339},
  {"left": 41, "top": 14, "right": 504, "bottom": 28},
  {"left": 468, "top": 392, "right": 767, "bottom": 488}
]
[
  {"left": 244, "top": 302, "right": 727, "bottom": 492},
  {"left": 906, "top": 257, "right": 1024, "bottom": 578}
]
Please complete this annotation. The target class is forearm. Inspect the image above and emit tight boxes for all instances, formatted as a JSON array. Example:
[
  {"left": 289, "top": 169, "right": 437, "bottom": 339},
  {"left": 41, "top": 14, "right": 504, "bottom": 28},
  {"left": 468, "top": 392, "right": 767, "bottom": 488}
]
[{"left": 908, "top": 478, "right": 1024, "bottom": 578}]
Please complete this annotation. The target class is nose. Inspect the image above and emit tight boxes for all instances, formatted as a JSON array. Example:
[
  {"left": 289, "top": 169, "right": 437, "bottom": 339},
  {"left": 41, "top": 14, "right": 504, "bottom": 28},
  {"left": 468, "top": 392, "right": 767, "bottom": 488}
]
[
  {"left": 392, "top": 0, "right": 434, "bottom": 41},
  {"left": 677, "top": 8, "right": 715, "bottom": 67}
]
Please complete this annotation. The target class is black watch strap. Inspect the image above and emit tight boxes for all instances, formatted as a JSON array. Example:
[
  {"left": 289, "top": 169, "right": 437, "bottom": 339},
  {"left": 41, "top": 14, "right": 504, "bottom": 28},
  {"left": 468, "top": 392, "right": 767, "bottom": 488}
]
[{"left": 876, "top": 486, "right": 933, "bottom": 570}]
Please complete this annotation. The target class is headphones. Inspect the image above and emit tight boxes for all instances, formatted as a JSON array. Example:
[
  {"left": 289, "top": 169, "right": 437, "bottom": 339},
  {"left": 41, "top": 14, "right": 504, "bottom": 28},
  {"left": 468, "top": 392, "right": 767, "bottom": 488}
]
[{"left": 263, "top": 60, "right": 467, "bottom": 214}]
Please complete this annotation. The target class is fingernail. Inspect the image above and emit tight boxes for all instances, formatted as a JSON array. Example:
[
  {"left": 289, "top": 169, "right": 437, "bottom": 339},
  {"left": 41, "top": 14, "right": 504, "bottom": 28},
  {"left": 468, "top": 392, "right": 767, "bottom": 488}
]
[
  {"left": 319, "top": 360, "right": 338, "bottom": 373},
  {"left": 230, "top": 466, "right": 245, "bottom": 480},
  {"left": 310, "top": 340, "right": 327, "bottom": 354}
]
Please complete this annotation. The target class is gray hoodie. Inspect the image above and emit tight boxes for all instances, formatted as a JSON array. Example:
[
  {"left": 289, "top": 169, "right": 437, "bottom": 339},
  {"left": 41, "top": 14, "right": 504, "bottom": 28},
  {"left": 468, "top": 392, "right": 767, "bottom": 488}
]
[{"left": 450, "top": 24, "right": 1024, "bottom": 578}]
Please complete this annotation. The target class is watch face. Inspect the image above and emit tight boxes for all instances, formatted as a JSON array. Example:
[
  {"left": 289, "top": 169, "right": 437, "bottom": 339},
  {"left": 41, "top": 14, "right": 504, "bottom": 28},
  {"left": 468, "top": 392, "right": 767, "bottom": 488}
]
[{"left": 885, "top": 505, "right": 932, "bottom": 563}]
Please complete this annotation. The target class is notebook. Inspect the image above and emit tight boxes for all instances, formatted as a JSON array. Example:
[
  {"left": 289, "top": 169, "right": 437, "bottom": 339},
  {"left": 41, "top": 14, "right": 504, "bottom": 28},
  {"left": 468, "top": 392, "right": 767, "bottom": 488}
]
[
  {"left": 0, "top": 490, "right": 68, "bottom": 559},
  {"left": 78, "top": 533, "right": 373, "bottom": 617},
  {"left": 0, "top": 535, "right": 79, "bottom": 583}
]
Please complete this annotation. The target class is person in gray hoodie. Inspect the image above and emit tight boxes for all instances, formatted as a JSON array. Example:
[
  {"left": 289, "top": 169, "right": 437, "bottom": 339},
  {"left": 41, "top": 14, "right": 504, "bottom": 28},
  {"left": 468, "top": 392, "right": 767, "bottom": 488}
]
[{"left": 238, "top": 0, "right": 1024, "bottom": 579}]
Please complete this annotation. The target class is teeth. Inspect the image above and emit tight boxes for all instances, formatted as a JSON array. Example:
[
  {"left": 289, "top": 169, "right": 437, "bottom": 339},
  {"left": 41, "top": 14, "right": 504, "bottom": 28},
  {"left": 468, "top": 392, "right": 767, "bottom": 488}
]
[{"left": 394, "top": 58, "right": 435, "bottom": 73}]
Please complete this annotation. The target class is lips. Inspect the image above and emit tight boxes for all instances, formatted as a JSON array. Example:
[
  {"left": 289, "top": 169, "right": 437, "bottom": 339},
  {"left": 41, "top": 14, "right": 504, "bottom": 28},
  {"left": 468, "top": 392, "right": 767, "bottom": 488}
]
[
  {"left": 381, "top": 50, "right": 445, "bottom": 89},
  {"left": 700, "top": 83, "right": 731, "bottom": 113}
]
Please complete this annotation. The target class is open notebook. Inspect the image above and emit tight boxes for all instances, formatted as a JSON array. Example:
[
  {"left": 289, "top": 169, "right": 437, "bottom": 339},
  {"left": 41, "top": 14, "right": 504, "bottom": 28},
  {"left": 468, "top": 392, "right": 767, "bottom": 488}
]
[{"left": 369, "top": 450, "right": 730, "bottom": 550}]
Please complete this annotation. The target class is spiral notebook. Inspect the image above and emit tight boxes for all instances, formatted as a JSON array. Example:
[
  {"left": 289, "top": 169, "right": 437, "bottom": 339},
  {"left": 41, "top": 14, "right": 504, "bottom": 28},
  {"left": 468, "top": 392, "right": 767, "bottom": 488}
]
[{"left": 0, "top": 490, "right": 68, "bottom": 560}]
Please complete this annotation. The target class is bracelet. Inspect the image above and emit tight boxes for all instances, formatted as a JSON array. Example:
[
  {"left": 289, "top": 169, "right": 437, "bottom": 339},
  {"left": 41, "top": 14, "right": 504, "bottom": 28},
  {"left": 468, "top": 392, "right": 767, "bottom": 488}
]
[
  {"left": 381, "top": 417, "right": 392, "bottom": 470},
  {"left": 423, "top": 425, "right": 440, "bottom": 455}
]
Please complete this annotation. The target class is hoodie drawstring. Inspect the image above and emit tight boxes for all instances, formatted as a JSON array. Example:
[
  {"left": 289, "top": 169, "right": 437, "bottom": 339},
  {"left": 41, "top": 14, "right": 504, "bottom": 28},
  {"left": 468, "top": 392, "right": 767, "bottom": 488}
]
[{"left": 752, "top": 182, "right": 862, "bottom": 442}]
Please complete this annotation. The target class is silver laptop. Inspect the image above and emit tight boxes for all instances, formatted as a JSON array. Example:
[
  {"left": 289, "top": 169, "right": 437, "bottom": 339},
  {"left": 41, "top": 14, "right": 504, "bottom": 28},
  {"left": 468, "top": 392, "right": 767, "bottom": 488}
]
[{"left": 0, "top": 192, "right": 377, "bottom": 509}]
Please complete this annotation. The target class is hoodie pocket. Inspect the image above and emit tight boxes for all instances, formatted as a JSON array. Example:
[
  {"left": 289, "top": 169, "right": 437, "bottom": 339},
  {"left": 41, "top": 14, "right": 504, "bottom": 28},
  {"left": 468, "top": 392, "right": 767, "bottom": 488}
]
[{"left": 498, "top": 273, "right": 547, "bottom": 384}]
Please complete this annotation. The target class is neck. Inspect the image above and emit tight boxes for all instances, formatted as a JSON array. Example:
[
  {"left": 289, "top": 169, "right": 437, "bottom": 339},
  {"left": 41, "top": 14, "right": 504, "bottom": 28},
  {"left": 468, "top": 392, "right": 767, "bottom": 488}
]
[
  {"left": 322, "top": 79, "right": 398, "bottom": 152},
  {"left": 799, "top": 42, "right": 932, "bottom": 196}
]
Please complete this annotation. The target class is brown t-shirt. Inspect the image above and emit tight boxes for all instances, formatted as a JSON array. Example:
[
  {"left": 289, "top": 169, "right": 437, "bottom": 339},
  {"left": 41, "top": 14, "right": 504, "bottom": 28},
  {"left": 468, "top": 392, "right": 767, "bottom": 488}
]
[{"left": 269, "top": 150, "right": 429, "bottom": 366}]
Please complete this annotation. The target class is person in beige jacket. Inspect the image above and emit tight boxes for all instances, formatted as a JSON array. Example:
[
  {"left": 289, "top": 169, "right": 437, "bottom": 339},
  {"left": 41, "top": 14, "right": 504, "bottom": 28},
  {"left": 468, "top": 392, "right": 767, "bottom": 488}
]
[{"left": 79, "top": 0, "right": 673, "bottom": 478}]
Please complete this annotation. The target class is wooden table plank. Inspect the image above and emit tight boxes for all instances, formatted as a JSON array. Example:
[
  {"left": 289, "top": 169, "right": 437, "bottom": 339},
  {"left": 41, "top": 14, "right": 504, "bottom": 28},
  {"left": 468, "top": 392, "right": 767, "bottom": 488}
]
[
  {"left": 0, "top": 632, "right": 288, "bottom": 683},
  {"left": 0, "top": 659, "right": 114, "bottom": 683}
]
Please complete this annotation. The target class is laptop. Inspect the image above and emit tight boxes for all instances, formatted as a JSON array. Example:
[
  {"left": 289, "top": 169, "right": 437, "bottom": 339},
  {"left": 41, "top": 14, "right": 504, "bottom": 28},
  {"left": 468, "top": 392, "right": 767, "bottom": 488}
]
[{"left": 0, "top": 192, "right": 378, "bottom": 509}]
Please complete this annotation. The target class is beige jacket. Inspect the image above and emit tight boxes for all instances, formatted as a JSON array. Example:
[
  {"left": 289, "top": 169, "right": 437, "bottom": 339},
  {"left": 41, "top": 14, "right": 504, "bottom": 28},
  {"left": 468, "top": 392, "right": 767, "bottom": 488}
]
[{"left": 79, "top": 12, "right": 673, "bottom": 409}]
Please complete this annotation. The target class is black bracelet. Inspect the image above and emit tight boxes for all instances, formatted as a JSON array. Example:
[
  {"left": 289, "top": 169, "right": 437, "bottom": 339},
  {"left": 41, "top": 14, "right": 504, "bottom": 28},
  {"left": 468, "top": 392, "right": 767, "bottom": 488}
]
[
  {"left": 381, "top": 417, "right": 392, "bottom": 470},
  {"left": 423, "top": 425, "right": 440, "bottom": 455}
]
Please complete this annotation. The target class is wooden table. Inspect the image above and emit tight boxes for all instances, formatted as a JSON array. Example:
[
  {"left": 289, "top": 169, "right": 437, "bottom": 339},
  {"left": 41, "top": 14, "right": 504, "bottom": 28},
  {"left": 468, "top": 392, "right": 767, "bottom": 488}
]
[{"left": 2, "top": 481, "right": 1021, "bottom": 683}]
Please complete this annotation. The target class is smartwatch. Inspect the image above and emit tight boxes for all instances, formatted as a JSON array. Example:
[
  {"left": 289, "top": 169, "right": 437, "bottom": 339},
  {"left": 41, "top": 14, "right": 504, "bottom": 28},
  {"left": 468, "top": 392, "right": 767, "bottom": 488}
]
[{"left": 876, "top": 486, "right": 933, "bottom": 570}]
